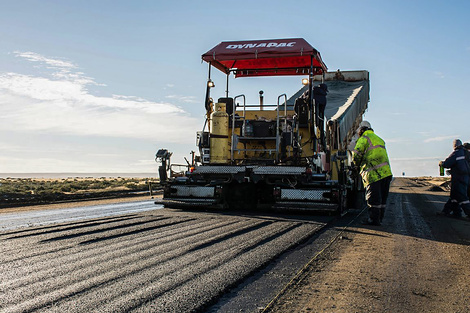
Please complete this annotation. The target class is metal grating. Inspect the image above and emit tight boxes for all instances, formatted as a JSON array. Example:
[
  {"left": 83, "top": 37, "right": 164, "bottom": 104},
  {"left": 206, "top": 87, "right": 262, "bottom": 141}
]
[
  {"left": 192, "top": 165, "right": 307, "bottom": 175},
  {"left": 252, "top": 166, "right": 305, "bottom": 175},
  {"left": 193, "top": 166, "right": 245, "bottom": 174},
  {"left": 280, "top": 188, "right": 326, "bottom": 201},
  {"left": 273, "top": 201, "right": 338, "bottom": 211},
  {"left": 173, "top": 186, "right": 215, "bottom": 198}
]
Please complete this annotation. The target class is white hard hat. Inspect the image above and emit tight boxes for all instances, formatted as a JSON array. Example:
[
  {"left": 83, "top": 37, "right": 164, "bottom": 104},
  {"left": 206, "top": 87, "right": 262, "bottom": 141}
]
[
  {"left": 359, "top": 120, "right": 371, "bottom": 129},
  {"left": 356, "top": 120, "right": 371, "bottom": 134}
]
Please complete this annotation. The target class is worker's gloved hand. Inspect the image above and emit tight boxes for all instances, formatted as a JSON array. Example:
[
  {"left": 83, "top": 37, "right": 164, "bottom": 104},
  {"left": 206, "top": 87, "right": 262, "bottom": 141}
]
[{"left": 439, "top": 161, "right": 444, "bottom": 167}]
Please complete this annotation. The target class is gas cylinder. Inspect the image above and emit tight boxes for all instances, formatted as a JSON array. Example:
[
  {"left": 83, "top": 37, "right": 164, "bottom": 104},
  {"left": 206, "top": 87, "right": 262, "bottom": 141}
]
[{"left": 210, "top": 103, "right": 229, "bottom": 164}]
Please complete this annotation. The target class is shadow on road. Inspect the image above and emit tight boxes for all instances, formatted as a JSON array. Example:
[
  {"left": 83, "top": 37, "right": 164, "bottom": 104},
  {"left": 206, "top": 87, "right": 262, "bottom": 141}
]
[{"left": 351, "top": 177, "right": 470, "bottom": 247}]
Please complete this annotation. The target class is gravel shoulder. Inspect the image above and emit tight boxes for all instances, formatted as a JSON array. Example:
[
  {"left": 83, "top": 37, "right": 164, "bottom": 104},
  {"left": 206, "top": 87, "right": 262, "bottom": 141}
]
[{"left": 265, "top": 177, "right": 470, "bottom": 312}]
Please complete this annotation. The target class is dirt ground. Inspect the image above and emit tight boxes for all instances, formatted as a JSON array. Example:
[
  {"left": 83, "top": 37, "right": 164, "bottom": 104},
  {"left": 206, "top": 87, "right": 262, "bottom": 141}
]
[{"left": 266, "top": 177, "right": 470, "bottom": 313}]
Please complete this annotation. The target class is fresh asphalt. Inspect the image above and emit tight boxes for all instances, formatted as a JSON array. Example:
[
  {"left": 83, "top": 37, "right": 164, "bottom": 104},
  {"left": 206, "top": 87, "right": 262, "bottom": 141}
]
[{"left": 0, "top": 201, "right": 363, "bottom": 312}]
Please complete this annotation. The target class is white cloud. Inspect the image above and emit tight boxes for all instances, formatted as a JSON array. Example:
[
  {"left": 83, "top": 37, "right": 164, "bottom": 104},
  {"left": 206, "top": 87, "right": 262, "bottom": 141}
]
[
  {"left": 0, "top": 52, "right": 201, "bottom": 143},
  {"left": 0, "top": 142, "right": 27, "bottom": 153},
  {"left": 165, "top": 94, "right": 199, "bottom": 103},
  {"left": 424, "top": 135, "right": 460, "bottom": 143},
  {"left": 434, "top": 71, "right": 445, "bottom": 79},
  {"left": 390, "top": 156, "right": 441, "bottom": 161},
  {"left": 131, "top": 159, "right": 157, "bottom": 167},
  {"left": 383, "top": 137, "right": 411, "bottom": 144},
  {"left": 14, "top": 51, "right": 76, "bottom": 69},
  {"left": 0, "top": 155, "right": 92, "bottom": 173}
]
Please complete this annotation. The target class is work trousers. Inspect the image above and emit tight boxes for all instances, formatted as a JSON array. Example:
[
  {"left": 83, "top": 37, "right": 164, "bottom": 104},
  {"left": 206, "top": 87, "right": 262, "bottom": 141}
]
[
  {"left": 365, "top": 176, "right": 392, "bottom": 224},
  {"left": 445, "top": 175, "right": 470, "bottom": 216},
  {"left": 316, "top": 103, "right": 326, "bottom": 148}
]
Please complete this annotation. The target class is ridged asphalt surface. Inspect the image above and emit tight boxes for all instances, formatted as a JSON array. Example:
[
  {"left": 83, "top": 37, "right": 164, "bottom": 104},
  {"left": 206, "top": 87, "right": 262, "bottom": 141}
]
[{"left": 0, "top": 204, "right": 327, "bottom": 312}]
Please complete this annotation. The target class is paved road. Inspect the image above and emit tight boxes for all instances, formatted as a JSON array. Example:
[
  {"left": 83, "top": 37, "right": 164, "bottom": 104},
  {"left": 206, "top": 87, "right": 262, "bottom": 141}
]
[
  {"left": 0, "top": 200, "right": 158, "bottom": 231},
  {"left": 0, "top": 203, "right": 331, "bottom": 312}
]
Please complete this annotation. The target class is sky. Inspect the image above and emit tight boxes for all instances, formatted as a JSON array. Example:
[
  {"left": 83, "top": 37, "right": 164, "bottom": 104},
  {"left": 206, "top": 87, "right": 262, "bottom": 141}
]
[{"left": 0, "top": 0, "right": 469, "bottom": 177}]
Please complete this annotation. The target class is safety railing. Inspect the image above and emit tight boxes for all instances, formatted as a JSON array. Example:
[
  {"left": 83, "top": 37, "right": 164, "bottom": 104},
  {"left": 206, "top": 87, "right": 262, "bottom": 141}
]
[{"left": 230, "top": 93, "right": 291, "bottom": 163}]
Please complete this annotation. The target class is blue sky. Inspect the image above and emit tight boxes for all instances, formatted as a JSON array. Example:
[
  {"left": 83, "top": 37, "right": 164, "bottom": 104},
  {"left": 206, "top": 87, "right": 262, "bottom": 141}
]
[{"left": 0, "top": 0, "right": 469, "bottom": 176}]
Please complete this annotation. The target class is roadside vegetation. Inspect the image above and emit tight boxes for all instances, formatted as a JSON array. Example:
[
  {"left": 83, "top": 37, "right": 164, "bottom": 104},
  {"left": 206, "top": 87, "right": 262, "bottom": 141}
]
[{"left": 0, "top": 177, "right": 160, "bottom": 207}]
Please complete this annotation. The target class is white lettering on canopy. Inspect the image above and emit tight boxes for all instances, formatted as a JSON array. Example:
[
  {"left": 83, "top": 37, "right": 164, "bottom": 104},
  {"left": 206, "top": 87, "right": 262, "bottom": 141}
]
[{"left": 226, "top": 42, "right": 296, "bottom": 49}]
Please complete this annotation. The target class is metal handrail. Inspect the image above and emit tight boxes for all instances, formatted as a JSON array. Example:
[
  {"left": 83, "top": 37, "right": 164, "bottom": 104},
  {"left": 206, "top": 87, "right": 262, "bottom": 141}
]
[
  {"left": 170, "top": 163, "right": 190, "bottom": 178},
  {"left": 231, "top": 94, "right": 246, "bottom": 162},
  {"left": 230, "top": 93, "right": 290, "bottom": 163},
  {"left": 239, "top": 104, "right": 278, "bottom": 107},
  {"left": 277, "top": 94, "right": 288, "bottom": 162}
]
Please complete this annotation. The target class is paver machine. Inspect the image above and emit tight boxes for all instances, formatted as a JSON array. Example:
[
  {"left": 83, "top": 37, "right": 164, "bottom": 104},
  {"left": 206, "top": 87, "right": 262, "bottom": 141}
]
[{"left": 157, "top": 38, "right": 370, "bottom": 214}]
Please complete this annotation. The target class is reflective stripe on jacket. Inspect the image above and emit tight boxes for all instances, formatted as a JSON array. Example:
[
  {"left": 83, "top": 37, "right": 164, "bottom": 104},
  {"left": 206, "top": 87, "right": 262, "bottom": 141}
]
[
  {"left": 443, "top": 146, "right": 470, "bottom": 181},
  {"left": 352, "top": 130, "right": 392, "bottom": 186}
]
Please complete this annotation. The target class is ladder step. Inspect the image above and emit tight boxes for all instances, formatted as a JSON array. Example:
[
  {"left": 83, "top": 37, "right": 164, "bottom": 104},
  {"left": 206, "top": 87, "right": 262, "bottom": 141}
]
[
  {"left": 236, "top": 149, "right": 277, "bottom": 153},
  {"left": 238, "top": 136, "right": 277, "bottom": 140}
]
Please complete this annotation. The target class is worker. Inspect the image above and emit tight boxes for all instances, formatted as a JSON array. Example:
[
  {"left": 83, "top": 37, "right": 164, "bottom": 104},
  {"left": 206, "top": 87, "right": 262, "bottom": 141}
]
[
  {"left": 465, "top": 142, "right": 470, "bottom": 201},
  {"left": 313, "top": 83, "right": 328, "bottom": 148},
  {"left": 313, "top": 83, "right": 328, "bottom": 124},
  {"left": 352, "top": 121, "right": 393, "bottom": 226},
  {"left": 439, "top": 139, "right": 470, "bottom": 218}
]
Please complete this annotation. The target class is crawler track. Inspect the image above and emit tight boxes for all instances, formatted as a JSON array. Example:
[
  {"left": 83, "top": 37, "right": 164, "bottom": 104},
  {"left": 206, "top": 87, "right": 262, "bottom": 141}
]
[{"left": 0, "top": 207, "right": 327, "bottom": 312}]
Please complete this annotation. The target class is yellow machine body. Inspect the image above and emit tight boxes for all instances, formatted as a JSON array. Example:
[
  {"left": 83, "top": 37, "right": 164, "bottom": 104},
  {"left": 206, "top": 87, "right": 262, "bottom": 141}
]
[{"left": 228, "top": 109, "right": 318, "bottom": 163}]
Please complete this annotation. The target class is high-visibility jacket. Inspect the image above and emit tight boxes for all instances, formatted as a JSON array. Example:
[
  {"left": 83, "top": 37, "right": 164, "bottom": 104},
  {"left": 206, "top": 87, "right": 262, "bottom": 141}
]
[{"left": 352, "top": 130, "right": 392, "bottom": 186}]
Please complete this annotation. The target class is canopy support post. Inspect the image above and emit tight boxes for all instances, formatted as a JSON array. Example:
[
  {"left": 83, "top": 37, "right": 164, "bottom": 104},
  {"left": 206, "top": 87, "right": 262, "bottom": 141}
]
[
  {"left": 204, "top": 63, "right": 212, "bottom": 111},
  {"left": 225, "top": 73, "right": 229, "bottom": 98}
]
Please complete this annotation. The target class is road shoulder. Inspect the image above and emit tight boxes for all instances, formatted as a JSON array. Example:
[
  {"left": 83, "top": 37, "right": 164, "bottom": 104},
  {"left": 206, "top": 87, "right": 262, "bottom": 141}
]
[{"left": 265, "top": 177, "right": 470, "bottom": 312}]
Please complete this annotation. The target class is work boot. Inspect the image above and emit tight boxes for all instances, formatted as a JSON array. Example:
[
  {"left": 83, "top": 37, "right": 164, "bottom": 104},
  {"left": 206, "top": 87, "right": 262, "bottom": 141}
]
[
  {"left": 461, "top": 202, "right": 470, "bottom": 217},
  {"left": 442, "top": 199, "right": 455, "bottom": 215},
  {"left": 369, "top": 206, "right": 381, "bottom": 224},
  {"left": 452, "top": 206, "right": 463, "bottom": 218},
  {"left": 379, "top": 207, "right": 385, "bottom": 223},
  {"left": 363, "top": 206, "right": 381, "bottom": 225}
]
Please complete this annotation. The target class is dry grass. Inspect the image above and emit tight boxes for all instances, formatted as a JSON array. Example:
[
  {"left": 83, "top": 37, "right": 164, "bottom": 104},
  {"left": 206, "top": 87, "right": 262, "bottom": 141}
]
[{"left": 0, "top": 177, "right": 160, "bottom": 207}]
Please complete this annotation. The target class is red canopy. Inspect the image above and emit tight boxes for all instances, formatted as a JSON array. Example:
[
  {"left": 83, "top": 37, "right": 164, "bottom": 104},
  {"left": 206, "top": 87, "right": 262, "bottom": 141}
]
[{"left": 202, "top": 38, "right": 327, "bottom": 77}]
